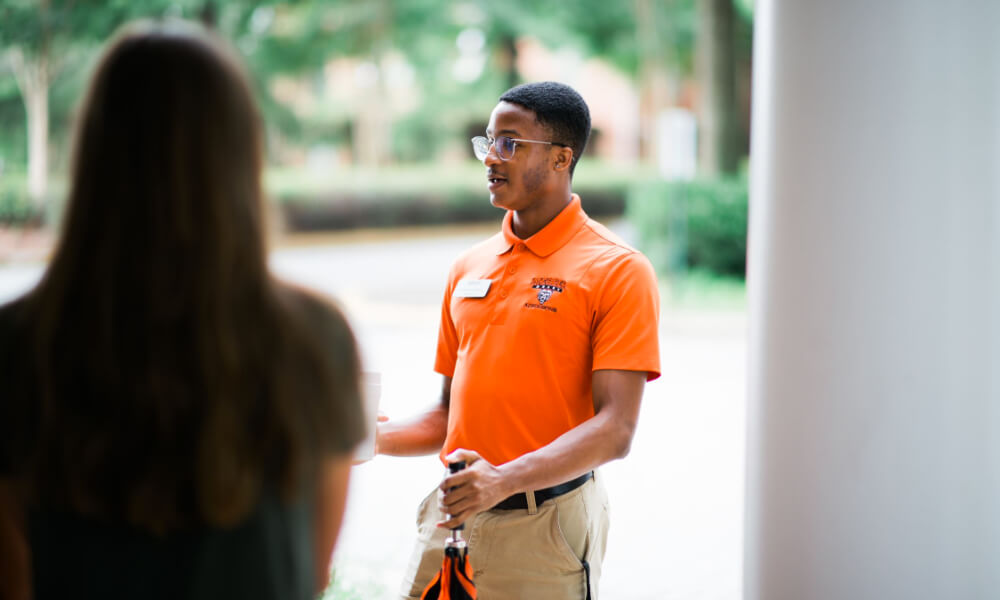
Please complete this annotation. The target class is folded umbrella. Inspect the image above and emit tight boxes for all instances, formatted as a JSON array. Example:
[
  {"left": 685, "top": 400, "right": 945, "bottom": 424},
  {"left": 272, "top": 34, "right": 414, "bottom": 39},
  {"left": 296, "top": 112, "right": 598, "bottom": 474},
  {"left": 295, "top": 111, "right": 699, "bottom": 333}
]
[{"left": 420, "top": 461, "right": 477, "bottom": 600}]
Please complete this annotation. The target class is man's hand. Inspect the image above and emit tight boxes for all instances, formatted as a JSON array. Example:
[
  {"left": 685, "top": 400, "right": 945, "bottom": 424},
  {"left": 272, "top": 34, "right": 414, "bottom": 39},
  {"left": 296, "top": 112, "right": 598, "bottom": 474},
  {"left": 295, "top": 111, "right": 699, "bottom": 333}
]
[
  {"left": 437, "top": 449, "right": 511, "bottom": 529},
  {"left": 353, "top": 413, "right": 389, "bottom": 466},
  {"left": 371, "top": 377, "right": 451, "bottom": 458},
  {"left": 372, "top": 412, "right": 390, "bottom": 456}
]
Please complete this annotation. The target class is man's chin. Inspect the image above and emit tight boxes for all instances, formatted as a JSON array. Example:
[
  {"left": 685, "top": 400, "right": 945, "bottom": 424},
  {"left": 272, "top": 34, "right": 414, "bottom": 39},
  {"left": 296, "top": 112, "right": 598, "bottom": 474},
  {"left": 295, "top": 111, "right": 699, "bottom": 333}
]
[{"left": 489, "top": 194, "right": 514, "bottom": 210}]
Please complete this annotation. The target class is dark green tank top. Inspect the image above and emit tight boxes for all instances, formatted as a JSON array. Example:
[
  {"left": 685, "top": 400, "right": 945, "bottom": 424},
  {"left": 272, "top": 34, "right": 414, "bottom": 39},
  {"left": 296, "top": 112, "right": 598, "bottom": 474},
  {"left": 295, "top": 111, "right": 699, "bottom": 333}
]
[{"left": 28, "top": 490, "right": 315, "bottom": 600}]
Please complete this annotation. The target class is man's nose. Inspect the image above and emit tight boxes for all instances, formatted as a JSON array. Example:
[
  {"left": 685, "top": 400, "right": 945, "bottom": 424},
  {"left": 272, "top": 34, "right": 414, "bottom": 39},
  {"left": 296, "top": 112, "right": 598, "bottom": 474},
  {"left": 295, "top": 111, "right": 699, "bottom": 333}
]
[{"left": 482, "top": 141, "right": 502, "bottom": 166}]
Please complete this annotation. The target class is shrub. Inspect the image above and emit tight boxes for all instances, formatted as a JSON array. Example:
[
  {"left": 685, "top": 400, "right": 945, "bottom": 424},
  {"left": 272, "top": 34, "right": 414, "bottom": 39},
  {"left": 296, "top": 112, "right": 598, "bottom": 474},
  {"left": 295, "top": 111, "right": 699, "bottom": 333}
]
[
  {"left": 0, "top": 175, "right": 38, "bottom": 226},
  {"left": 626, "top": 178, "right": 748, "bottom": 278}
]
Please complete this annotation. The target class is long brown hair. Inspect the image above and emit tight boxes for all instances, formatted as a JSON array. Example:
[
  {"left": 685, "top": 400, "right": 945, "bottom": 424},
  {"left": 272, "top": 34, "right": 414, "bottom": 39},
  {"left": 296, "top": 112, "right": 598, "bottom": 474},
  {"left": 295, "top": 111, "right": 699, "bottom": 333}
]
[{"left": 11, "top": 21, "right": 358, "bottom": 534}]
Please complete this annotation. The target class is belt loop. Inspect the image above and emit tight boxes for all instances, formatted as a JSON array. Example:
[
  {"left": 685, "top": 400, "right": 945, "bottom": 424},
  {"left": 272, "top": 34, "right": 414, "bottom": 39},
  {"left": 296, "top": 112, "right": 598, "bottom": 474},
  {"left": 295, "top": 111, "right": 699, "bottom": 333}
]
[{"left": 526, "top": 490, "right": 538, "bottom": 514}]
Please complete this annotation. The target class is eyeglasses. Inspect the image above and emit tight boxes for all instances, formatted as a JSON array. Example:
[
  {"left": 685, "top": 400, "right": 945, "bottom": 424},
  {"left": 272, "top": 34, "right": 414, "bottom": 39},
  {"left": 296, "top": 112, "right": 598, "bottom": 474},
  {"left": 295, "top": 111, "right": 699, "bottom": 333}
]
[{"left": 471, "top": 135, "right": 569, "bottom": 161}]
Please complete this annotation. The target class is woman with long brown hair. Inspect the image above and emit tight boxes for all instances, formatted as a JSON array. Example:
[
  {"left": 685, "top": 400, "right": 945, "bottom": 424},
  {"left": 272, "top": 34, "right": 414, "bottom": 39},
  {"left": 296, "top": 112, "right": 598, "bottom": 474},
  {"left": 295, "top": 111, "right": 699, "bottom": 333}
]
[{"left": 0, "top": 21, "right": 363, "bottom": 599}]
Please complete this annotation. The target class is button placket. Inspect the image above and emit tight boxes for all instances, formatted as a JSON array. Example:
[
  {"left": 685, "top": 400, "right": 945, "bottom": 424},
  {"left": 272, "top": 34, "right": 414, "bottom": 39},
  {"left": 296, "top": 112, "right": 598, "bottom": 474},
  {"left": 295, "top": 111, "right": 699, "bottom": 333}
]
[{"left": 489, "top": 253, "right": 517, "bottom": 325}]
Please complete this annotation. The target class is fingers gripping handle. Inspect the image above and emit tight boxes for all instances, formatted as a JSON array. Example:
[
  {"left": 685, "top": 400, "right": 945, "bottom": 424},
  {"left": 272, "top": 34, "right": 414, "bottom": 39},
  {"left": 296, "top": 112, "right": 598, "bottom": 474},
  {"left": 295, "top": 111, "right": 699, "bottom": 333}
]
[{"left": 448, "top": 461, "right": 467, "bottom": 531}]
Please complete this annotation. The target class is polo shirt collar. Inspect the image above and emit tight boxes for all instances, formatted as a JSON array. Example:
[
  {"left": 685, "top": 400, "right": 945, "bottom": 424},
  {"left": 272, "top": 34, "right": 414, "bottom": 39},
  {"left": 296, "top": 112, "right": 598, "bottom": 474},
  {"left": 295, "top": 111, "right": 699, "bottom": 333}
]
[{"left": 495, "top": 194, "right": 587, "bottom": 257}]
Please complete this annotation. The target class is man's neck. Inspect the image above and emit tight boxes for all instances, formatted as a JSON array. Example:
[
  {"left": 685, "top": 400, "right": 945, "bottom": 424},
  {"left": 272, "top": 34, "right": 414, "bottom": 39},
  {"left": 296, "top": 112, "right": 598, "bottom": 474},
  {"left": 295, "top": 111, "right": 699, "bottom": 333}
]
[{"left": 511, "top": 191, "right": 573, "bottom": 239}]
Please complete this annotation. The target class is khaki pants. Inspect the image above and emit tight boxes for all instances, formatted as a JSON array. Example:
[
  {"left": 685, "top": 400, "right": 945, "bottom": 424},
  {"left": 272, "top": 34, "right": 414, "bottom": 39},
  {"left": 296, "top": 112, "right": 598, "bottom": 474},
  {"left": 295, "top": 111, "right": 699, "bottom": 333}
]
[{"left": 400, "top": 472, "right": 609, "bottom": 600}]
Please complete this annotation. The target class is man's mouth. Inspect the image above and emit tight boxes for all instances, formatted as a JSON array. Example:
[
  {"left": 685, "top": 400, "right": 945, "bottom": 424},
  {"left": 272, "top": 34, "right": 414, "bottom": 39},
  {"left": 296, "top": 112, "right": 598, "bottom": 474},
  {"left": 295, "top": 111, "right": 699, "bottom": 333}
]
[{"left": 487, "top": 173, "right": 507, "bottom": 190}]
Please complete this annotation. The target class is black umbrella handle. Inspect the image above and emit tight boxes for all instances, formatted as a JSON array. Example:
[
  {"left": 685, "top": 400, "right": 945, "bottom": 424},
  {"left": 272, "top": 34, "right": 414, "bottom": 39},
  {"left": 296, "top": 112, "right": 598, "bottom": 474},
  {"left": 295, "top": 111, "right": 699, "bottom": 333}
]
[{"left": 448, "top": 461, "right": 467, "bottom": 531}]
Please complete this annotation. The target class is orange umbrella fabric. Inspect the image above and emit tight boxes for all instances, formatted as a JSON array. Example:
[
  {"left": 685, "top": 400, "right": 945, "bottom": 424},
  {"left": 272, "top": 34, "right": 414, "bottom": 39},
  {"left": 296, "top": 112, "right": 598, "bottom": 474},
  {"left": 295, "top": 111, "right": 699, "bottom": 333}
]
[
  {"left": 420, "top": 461, "right": 476, "bottom": 600},
  {"left": 419, "top": 544, "right": 476, "bottom": 600}
]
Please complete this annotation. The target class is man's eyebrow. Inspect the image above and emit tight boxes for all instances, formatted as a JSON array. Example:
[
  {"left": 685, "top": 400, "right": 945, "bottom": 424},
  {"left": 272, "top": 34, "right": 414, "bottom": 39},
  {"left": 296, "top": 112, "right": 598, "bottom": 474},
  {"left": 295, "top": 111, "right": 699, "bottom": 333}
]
[{"left": 486, "top": 128, "right": 520, "bottom": 137}]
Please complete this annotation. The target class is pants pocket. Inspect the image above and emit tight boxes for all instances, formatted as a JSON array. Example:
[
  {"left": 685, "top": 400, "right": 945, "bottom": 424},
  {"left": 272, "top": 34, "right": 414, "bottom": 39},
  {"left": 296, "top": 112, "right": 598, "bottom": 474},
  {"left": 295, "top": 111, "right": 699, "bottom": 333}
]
[
  {"left": 471, "top": 502, "right": 587, "bottom": 600},
  {"left": 554, "top": 478, "right": 609, "bottom": 599},
  {"left": 400, "top": 488, "right": 449, "bottom": 598}
]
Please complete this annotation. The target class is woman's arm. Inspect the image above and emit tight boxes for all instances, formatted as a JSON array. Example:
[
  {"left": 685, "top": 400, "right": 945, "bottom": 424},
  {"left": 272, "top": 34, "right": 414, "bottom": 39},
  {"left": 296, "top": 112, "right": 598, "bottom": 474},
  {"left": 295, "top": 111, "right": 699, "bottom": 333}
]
[{"left": 312, "top": 455, "right": 353, "bottom": 594}]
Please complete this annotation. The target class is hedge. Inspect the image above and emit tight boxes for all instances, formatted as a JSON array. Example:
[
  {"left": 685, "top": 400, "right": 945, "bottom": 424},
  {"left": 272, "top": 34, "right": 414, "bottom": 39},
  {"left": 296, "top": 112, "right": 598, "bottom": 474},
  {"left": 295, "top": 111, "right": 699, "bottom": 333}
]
[
  {"left": 0, "top": 161, "right": 656, "bottom": 232},
  {"left": 271, "top": 161, "right": 651, "bottom": 231},
  {"left": 625, "top": 178, "right": 748, "bottom": 278}
]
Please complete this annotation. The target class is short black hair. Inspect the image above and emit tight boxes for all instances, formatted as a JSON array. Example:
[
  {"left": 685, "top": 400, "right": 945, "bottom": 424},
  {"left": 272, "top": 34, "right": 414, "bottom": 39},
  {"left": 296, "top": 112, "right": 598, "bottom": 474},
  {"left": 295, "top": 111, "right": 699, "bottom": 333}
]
[{"left": 499, "top": 81, "right": 591, "bottom": 176}]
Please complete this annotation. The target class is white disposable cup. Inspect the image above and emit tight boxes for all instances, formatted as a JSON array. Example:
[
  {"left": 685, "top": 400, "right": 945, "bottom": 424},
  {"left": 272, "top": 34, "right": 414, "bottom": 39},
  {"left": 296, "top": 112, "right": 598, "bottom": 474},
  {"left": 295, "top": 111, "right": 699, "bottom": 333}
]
[{"left": 353, "top": 371, "right": 381, "bottom": 462}]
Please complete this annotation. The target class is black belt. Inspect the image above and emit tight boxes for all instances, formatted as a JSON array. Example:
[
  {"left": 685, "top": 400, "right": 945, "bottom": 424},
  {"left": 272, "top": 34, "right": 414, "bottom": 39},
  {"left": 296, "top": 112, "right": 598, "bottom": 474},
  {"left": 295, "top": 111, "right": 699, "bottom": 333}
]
[{"left": 492, "top": 471, "right": 594, "bottom": 510}]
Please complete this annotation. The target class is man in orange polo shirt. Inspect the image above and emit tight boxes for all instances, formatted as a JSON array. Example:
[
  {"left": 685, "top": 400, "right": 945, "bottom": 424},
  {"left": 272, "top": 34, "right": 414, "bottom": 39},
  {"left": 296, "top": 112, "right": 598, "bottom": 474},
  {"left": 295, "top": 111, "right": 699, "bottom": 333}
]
[{"left": 377, "top": 81, "right": 660, "bottom": 599}]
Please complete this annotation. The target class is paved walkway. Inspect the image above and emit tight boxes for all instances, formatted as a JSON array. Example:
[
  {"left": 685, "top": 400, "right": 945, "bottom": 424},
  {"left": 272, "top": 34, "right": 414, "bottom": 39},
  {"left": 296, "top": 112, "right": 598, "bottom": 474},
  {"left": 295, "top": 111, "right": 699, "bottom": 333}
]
[{"left": 0, "top": 224, "right": 747, "bottom": 600}]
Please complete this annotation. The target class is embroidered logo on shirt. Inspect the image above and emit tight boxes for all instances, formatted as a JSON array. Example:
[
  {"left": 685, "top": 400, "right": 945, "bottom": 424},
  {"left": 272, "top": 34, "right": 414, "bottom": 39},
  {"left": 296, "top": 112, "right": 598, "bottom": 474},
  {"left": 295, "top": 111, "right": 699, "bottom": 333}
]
[{"left": 526, "top": 277, "right": 566, "bottom": 312}]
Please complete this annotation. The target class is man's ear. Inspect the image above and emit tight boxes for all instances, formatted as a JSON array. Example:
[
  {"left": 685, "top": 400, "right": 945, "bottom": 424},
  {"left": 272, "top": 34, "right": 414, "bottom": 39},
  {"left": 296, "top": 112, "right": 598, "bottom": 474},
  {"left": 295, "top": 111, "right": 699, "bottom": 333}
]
[{"left": 553, "top": 146, "right": 574, "bottom": 172}]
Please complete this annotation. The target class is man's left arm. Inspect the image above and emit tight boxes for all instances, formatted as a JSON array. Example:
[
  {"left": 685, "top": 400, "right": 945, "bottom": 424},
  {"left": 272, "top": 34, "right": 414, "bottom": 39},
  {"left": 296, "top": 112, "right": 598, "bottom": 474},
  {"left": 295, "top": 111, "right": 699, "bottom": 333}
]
[{"left": 438, "top": 368, "right": 647, "bottom": 528}]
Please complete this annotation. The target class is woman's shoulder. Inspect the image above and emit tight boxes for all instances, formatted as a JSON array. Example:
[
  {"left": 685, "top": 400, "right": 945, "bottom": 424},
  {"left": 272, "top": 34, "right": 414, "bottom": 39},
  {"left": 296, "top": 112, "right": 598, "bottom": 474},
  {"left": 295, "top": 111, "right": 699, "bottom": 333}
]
[
  {"left": 274, "top": 281, "right": 354, "bottom": 344},
  {"left": 272, "top": 279, "right": 365, "bottom": 456}
]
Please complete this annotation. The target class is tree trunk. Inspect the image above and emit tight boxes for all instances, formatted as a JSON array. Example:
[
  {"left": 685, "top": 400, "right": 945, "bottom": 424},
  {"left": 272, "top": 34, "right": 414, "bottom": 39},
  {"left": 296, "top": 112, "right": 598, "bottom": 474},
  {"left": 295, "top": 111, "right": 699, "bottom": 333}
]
[
  {"left": 26, "top": 70, "right": 48, "bottom": 207},
  {"left": 635, "top": 0, "right": 675, "bottom": 161},
  {"left": 354, "top": 83, "right": 390, "bottom": 167},
  {"left": 353, "top": 0, "right": 392, "bottom": 167},
  {"left": 696, "top": 0, "right": 740, "bottom": 176},
  {"left": 498, "top": 33, "right": 518, "bottom": 92},
  {"left": 8, "top": 48, "right": 50, "bottom": 208},
  {"left": 199, "top": 1, "right": 218, "bottom": 28}
]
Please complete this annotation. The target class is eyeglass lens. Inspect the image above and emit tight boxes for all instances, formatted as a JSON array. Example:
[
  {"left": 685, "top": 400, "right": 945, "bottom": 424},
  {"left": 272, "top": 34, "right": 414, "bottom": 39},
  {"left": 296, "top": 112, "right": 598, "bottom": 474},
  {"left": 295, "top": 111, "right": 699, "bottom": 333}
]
[{"left": 472, "top": 136, "right": 516, "bottom": 161}]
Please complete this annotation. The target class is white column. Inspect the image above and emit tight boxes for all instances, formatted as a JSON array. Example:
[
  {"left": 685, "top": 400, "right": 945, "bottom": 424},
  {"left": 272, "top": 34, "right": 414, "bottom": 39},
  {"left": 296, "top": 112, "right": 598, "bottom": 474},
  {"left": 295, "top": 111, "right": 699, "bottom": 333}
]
[{"left": 746, "top": 1, "right": 1000, "bottom": 599}]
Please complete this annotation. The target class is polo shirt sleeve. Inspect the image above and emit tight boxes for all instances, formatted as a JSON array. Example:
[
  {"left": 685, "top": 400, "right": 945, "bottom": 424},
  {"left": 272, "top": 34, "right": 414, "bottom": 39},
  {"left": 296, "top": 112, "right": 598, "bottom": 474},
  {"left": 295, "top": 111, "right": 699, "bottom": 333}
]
[
  {"left": 590, "top": 251, "right": 661, "bottom": 381},
  {"left": 434, "top": 265, "right": 460, "bottom": 378}
]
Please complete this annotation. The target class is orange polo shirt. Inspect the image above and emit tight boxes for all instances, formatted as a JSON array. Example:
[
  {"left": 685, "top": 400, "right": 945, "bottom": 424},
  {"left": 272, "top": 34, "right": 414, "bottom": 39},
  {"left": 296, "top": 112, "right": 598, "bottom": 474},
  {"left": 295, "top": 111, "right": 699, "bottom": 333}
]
[{"left": 435, "top": 194, "right": 661, "bottom": 466}]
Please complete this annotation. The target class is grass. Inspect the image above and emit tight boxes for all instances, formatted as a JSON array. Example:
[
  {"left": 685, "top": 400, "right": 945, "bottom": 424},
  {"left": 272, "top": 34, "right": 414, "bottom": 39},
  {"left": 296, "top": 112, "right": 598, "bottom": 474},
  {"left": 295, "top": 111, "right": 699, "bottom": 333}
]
[{"left": 322, "top": 565, "right": 389, "bottom": 600}]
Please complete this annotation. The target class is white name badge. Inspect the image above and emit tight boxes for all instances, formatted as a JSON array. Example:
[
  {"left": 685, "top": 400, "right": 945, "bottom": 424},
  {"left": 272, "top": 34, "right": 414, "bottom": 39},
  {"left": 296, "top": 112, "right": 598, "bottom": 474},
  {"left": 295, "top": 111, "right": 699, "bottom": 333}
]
[{"left": 453, "top": 279, "right": 492, "bottom": 298}]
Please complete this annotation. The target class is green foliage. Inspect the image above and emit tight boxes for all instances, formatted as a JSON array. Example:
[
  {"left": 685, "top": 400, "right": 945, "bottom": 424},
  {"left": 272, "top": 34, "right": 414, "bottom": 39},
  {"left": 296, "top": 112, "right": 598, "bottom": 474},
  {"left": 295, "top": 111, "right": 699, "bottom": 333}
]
[
  {"left": 0, "top": 0, "right": 211, "bottom": 57},
  {"left": 322, "top": 566, "right": 387, "bottom": 600},
  {"left": 626, "top": 177, "right": 748, "bottom": 278},
  {"left": 0, "top": 0, "right": 219, "bottom": 177},
  {"left": 0, "top": 173, "right": 37, "bottom": 225},
  {"left": 666, "top": 268, "right": 746, "bottom": 310},
  {"left": 0, "top": 75, "right": 25, "bottom": 166},
  {"left": 0, "top": 0, "right": 714, "bottom": 172},
  {"left": 734, "top": 0, "right": 755, "bottom": 20},
  {"left": 0, "top": 0, "right": 753, "bottom": 228}
]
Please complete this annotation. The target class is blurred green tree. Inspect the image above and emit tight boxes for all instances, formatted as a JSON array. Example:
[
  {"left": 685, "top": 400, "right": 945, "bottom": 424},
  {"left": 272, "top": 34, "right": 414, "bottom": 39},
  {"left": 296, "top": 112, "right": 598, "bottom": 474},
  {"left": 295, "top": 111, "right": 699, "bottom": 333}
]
[
  {"left": 0, "top": 0, "right": 221, "bottom": 207},
  {"left": 0, "top": 0, "right": 751, "bottom": 209}
]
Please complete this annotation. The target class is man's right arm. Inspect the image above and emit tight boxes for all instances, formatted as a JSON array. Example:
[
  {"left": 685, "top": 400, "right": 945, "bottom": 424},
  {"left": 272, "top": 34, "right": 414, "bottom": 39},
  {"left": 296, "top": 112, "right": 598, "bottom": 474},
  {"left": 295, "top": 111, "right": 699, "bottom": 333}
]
[{"left": 374, "top": 376, "right": 451, "bottom": 457}]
